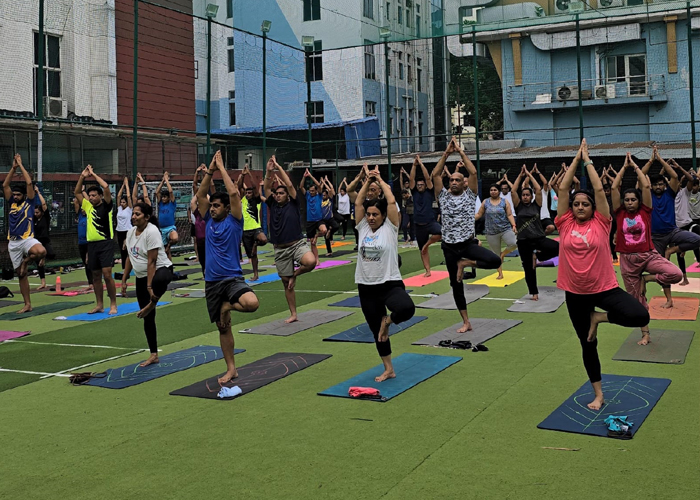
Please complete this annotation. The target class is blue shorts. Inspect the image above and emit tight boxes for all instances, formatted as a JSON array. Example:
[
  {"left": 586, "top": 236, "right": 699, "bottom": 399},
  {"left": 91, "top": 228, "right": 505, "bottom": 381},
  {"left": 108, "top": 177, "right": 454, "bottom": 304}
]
[{"left": 161, "top": 226, "right": 177, "bottom": 246}]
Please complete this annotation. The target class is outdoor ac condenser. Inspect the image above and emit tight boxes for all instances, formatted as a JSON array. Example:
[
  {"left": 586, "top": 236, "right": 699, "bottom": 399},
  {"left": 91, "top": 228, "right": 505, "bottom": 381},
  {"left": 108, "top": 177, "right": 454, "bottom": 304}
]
[
  {"left": 556, "top": 86, "right": 579, "bottom": 101},
  {"left": 595, "top": 84, "right": 616, "bottom": 99}
]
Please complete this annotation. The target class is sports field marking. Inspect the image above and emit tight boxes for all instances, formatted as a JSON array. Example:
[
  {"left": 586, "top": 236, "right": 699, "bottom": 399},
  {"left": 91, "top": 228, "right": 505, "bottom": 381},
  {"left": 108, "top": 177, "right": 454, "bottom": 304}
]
[
  {"left": 39, "top": 349, "right": 148, "bottom": 379},
  {"left": 1, "top": 340, "right": 152, "bottom": 351},
  {"left": 0, "top": 367, "right": 71, "bottom": 377}
]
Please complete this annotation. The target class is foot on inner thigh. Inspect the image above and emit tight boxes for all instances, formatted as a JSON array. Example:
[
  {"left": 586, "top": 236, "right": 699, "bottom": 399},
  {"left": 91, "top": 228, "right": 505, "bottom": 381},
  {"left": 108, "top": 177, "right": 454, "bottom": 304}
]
[
  {"left": 287, "top": 276, "right": 296, "bottom": 291},
  {"left": 587, "top": 311, "right": 605, "bottom": 342},
  {"left": 374, "top": 370, "right": 396, "bottom": 383},
  {"left": 587, "top": 395, "right": 605, "bottom": 411},
  {"left": 457, "top": 320, "right": 472, "bottom": 333},
  {"left": 377, "top": 316, "right": 391, "bottom": 343},
  {"left": 218, "top": 369, "right": 239, "bottom": 385},
  {"left": 137, "top": 302, "right": 156, "bottom": 319},
  {"left": 455, "top": 259, "right": 475, "bottom": 283},
  {"left": 139, "top": 353, "right": 159, "bottom": 367}
]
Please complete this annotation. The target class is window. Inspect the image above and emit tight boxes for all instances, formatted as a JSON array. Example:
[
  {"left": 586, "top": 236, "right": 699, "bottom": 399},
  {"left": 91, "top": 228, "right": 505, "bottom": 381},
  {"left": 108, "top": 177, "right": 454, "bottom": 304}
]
[
  {"left": 305, "top": 101, "right": 324, "bottom": 123},
  {"left": 399, "top": 62, "right": 404, "bottom": 80},
  {"left": 417, "top": 68, "right": 422, "bottom": 91},
  {"left": 416, "top": 15, "right": 420, "bottom": 36},
  {"left": 303, "top": 0, "right": 321, "bottom": 21},
  {"left": 33, "top": 33, "right": 61, "bottom": 113},
  {"left": 606, "top": 54, "right": 647, "bottom": 96},
  {"left": 386, "top": 2, "right": 391, "bottom": 21},
  {"left": 229, "top": 102, "right": 236, "bottom": 126},
  {"left": 365, "top": 100, "right": 377, "bottom": 117},
  {"left": 227, "top": 37, "right": 234, "bottom": 73},
  {"left": 417, "top": 57, "right": 421, "bottom": 66},
  {"left": 418, "top": 111, "right": 423, "bottom": 145},
  {"left": 409, "top": 119, "right": 414, "bottom": 137},
  {"left": 397, "top": 6, "right": 402, "bottom": 24},
  {"left": 405, "top": 9, "right": 410, "bottom": 27},
  {"left": 229, "top": 90, "right": 236, "bottom": 99},
  {"left": 226, "top": 0, "right": 233, "bottom": 19},
  {"left": 408, "top": 64, "right": 413, "bottom": 83},
  {"left": 400, "top": 118, "right": 405, "bottom": 135},
  {"left": 194, "top": 60, "right": 199, "bottom": 79},
  {"left": 363, "top": 0, "right": 374, "bottom": 19},
  {"left": 364, "top": 43, "right": 376, "bottom": 80},
  {"left": 387, "top": 56, "right": 392, "bottom": 76},
  {"left": 306, "top": 40, "right": 323, "bottom": 81}
]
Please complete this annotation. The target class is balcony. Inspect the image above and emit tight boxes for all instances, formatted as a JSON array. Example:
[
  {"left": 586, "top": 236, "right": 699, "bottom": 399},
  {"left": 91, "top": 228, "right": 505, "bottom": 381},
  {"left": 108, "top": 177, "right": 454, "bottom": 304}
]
[{"left": 507, "top": 75, "right": 667, "bottom": 112}]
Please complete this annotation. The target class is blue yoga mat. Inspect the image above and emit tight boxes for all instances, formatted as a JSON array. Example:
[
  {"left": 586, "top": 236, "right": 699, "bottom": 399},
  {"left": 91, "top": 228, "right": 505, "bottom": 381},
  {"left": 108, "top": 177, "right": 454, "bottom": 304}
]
[
  {"left": 247, "top": 273, "right": 281, "bottom": 285},
  {"left": 329, "top": 290, "right": 413, "bottom": 308},
  {"left": 84, "top": 345, "right": 245, "bottom": 389},
  {"left": 323, "top": 315, "right": 427, "bottom": 343},
  {"left": 537, "top": 374, "right": 671, "bottom": 438},
  {"left": 62, "top": 301, "right": 171, "bottom": 321},
  {"left": 319, "top": 352, "right": 461, "bottom": 402},
  {"left": 505, "top": 250, "right": 519, "bottom": 257}
]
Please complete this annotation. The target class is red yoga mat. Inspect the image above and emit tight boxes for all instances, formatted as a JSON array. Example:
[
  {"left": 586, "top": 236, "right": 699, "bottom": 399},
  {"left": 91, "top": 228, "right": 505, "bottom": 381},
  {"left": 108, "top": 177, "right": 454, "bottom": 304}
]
[
  {"left": 403, "top": 271, "right": 450, "bottom": 287},
  {"left": 649, "top": 296, "right": 700, "bottom": 321}
]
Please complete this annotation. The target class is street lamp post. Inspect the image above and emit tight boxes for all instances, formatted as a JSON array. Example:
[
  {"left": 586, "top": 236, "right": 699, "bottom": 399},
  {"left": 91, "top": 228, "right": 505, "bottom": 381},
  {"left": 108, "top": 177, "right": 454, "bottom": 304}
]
[
  {"left": 302, "top": 36, "right": 315, "bottom": 171},
  {"left": 261, "top": 20, "right": 272, "bottom": 165},
  {"left": 380, "top": 27, "right": 391, "bottom": 174},
  {"left": 205, "top": 3, "right": 219, "bottom": 162}
]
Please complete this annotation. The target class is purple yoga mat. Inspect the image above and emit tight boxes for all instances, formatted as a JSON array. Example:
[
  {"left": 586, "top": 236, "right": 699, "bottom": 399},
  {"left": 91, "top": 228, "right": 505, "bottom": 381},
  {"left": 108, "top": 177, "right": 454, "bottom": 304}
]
[
  {"left": 314, "top": 260, "right": 352, "bottom": 270},
  {"left": 0, "top": 331, "right": 30, "bottom": 342},
  {"left": 536, "top": 256, "right": 559, "bottom": 267}
]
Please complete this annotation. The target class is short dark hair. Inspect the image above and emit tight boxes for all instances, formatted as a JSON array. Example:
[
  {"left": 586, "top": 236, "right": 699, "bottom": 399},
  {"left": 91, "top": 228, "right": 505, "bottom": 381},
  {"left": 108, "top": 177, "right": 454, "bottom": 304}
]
[
  {"left": 86, "top": 185, "right": 103, "bottom": 196},
  {"left": 363, "top": 197, "right": 388, "bottom": 216},
  {"left": 623, "top": 188, "right": 642, "bottom": 201},
  {"left": 11, "top": 184, "right": 26, "bottom": 195},
  {"left": 133, "top": 201, "right": 159, "bottom": 228},
  {"left": 209, "top": 191, "right": 230, "bottom": 207},
  {"left": 521, "top": 187, "right": 534, "bottom": 197},
  {"left": 275, "top": 185, "right": 289, "bottom": 194},
  {"left": 649, "top": 174, "right": 666, "bottom": 185},
  {"left": 489, "top": 183, "right": 500, "bottom": 191},
  {"left": 120, "top": 196, "right": 129, "bottom": 202}
]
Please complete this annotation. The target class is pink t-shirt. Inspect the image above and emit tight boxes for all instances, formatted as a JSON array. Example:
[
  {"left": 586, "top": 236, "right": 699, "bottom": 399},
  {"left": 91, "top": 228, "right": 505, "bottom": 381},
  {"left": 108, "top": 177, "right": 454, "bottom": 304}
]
[{"left": 555, "top": 210, "right": 619, "bottom": 295}]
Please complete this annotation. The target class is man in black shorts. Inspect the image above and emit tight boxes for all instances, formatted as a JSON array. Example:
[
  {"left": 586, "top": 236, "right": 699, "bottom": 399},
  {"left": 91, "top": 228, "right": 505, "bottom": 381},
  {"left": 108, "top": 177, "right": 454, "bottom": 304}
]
[
  {"left": 74, "top": 165, "right": 118, "bottom": 314},
  {"left": 237, "top": 165, "right": 268, "bottom": 281},
  {"left": 409, "top": 155, "right": 442, "bottom": 276},
  {"left": 196, "top": 151, "right": 259, "bottom": 384},
  {"left": 299, "top": 169, "right": 327, "bottom": 266}
]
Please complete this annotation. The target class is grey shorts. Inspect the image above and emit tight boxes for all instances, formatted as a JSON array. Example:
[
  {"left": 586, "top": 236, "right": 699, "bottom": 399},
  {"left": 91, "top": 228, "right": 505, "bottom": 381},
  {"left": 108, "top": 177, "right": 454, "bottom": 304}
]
[
  {"left": 274, "top": 240, "right": 312, "bottom": 277},
  {"left": 485, "top": 230, "right": 517, "bottom": 255},
  {"left": 204, "top": 277, "right": 253, "bottom": 323},
  {"left": 8, "top": 238, "right": 41, "bottom": 270},
  {"left": 652, "top": 228, "right": 700, "bottom": 256}
]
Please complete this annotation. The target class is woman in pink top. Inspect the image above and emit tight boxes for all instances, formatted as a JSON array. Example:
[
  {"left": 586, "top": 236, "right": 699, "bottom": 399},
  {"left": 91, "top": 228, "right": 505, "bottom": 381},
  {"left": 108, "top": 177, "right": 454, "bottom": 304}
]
[{"left": 556, "top": 140, "right": 650, "bottom": 411}]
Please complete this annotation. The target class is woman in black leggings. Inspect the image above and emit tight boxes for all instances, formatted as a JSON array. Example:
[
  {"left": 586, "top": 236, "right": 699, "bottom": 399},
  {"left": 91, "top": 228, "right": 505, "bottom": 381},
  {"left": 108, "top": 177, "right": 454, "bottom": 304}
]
[
  {"left": 355, "top": 166, "right": 415, "bottom": 383},
  {"left": 512, "top": 164, "right": 559, "bottom": 301},
  {"left": 121, "top": 202, "right": 173, "bottom": 367},
  {"left": 556, "top": 140, "right": 649, "bottom": 410}
]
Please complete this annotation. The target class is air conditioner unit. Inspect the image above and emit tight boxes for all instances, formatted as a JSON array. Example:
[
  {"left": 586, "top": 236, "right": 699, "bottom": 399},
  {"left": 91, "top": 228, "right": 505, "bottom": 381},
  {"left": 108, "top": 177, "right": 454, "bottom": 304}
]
[
  {"left": 598, "top": 0, "right": 624, "bottom": 8},
  {"left": 595, "top": 84, "right": 616, "bottom": 99},
  {"left": 554, "top": 0, "right": 585, "bottom": 14},
  {"left": 556, "top": 85, "right": 579, "bottom": 101},
  {"left": 44, "top": 97, "right": 67, "bottom": 118}
]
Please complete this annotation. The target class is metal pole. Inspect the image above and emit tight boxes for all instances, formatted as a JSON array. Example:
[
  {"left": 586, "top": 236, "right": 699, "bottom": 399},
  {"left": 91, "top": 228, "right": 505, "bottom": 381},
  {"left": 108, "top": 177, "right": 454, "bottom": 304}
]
[
  {"left": 472, "top": 25, "right": 480, "bottom": 179},
  {"left": 385, "top": 41, "right": 392, "bottom": 173},
  {"left": 307, "top": 50, "right": 313, "bottom": 171},
  {"left": 576, "top": 13, "right": 584, "bottom": 155},
  {"left": 37, "top": 0, "right": 45, "bottom": 181},
  {"left": 688, "top": 0, "right": 697, "bottom": 169},
  {"left": 262, "top": 32, "right": 267, "bottom": 165},
  {"left": 132, "top": 0, "right": 139, "bottom": 178},
  {"left": 206, "top": 15, "right": 212, "bottom": 161}
]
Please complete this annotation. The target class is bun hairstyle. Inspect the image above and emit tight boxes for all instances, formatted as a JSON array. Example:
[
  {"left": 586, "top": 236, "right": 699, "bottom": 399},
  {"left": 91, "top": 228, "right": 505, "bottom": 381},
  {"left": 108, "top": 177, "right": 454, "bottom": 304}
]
[
  {"left": 134, "top": 201, "right": 160, "bottom": 228},
  {"left": 363, "top": 197, "right": 388, "bottom": 217}
]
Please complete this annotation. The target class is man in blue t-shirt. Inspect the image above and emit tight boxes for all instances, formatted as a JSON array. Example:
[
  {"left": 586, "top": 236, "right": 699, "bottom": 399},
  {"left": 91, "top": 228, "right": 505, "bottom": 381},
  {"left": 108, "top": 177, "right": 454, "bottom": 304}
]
[
  {"left": 299, "top": 168, "right": 327, "bottom": 266},
  {"left": 642, "top": 147, "right": 700, "bottom": 307},
  {"left": 196, "top": 150, "right": 259, "bottom": 384},
  {"left": 156, "top": 171, "right": 179, "bottom": 259},
  {"left": 409, "top": 155, "right": 442, "bottom": 277}
]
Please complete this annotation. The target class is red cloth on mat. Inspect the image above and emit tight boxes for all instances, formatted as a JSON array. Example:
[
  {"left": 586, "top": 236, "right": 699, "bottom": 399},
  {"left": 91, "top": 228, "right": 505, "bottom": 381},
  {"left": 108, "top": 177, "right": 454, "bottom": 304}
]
[{"left": 348, "top": 386, "right": 381, "bottom": 398}]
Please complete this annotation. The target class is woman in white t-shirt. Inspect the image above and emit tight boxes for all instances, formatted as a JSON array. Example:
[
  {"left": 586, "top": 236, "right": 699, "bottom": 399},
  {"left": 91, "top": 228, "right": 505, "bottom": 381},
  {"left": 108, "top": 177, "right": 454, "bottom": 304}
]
[
  {"left": 337, "top": 179, "right": 351, "bottom": 240},
  {"left": 121, "top": 202, "right": 173, "bottom": 367},
  {"left": 116, "top": 177, "right": 134, "bottom": 271},
  {"left": 355, "top": 166, "right": 416, "bottom": 383}
]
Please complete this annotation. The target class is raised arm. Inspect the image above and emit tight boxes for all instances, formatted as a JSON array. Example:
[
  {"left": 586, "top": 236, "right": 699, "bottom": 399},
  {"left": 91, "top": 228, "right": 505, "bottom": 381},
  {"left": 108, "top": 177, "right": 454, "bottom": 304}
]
[
  {"left": 408, "top": 158, "right": 417, "bottom": 190},
  {"left": 298, "top": 169, "right": 309, "bottom": 196},
  {"left": 307, "top": 170, "right": 322, "bottom": 190},
  {"left": 417, "top": 155, "right": 433, "bottom": 190},
  {"left": 139, "top": 173, "right": 151, "bottom": 206},
  {"left": 74, "top": 166, "right": 91, "bottom": 203},
  {"left": 610, "top": 157, "right": 628, "bottom": 212},
  {"left": 193, "top": 164, "right": 205, "bottom": 194},
  {"left": 89, "top": 166, "right": 112, "bottom": 204},
  {"left": 196, "top": 154, "right": 217, "bottom": 216},
  {"left": 525, "top": 167, "right": 543, "bottom": 206},
  {"left": 653, "top": 147, "right": 679, "bottom": 193},
  {"left": 354, "top": 165, "right": 372, "bottom": 221},
  {"left": 558, "top": 142, "right": 584, "bottom": 217},
  {"left": 34, "top": 186, "right": 47, "bottom": 211},
  {"left": 3, "top": 154, "right": 19, "bottom": 200},
  {"left": 163, "top": 172, "right": 174, "bottom": 200},
  {"left": 629, "top": 155, "right": 653, "bottom": 209},
  {"left": 669, "top": 158, "right": 693, "bottom": 192},
  {"left": 640, "top": 152, "right": 655, "bottom": 176},
  {"left": 533, "top": 164, "right": 548, "bottom": 191},
  {"left": 511, "top": 167, "right": 525, "bottom": 208},
  {"left": 117, "top": 178, "right": 125, "bottom": 202},
  {"left": 324, "top": 176, "right": 335, "bottom": 198},
  {"left": 273, "top": 157, "right": 296, "bottom": 199},
  {"left": 375, "top": 169, "right": 400, "bottom": 227},
  {"left": 581, "top": 143, "right": 608, "bottom": 218},
  {"left": 432, "top": 138, "right": 457, "bottom": 196},
  {"left": 155, "top": 173, "right": 166, "bottom": 197},
  {"left": 454, "top": 141, "right": 478, "bottom": 194},
  {"left": 346, "top": 167, "right": 365, "bottom": 204},
  {"left": 216, "top": 152, "right": 242, "bottom": 220}
]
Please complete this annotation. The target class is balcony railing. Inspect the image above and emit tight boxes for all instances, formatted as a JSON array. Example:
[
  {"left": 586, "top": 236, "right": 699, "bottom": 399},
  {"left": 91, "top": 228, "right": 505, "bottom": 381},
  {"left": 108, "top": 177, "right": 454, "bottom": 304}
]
[{"left": 507, "top": 74, "right": 667, "bottom": 110}]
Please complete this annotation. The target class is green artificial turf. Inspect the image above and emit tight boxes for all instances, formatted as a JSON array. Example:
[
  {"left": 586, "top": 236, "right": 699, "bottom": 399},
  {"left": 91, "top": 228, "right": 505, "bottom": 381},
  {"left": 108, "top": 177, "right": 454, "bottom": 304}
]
[{"left": 0, "top": 246, "right": 698, "bottom": 499}]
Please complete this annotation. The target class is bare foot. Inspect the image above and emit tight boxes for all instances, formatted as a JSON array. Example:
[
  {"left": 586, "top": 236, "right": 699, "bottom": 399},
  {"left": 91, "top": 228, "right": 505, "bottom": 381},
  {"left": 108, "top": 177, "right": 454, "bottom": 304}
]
[
  {"left": 137, "top": 302, "right": 156, "bottom": 319},
  {"left": 661, "top": 300, "right": 674, "bottom": 309},
  {"left": 457, "top": 320, "right": 473, "bottom": 333},
  {"left": 315, "top": 260, "right": 320, "bottom": 267},
  {"left": 640, "top": 279, "right": 647, "bottom": 299},
  {"left": 284, "top": 315, "right": 298, "bottom": 324},
  {"left": 108, "top": 304, "right": 118, "bottom": 315},
  {"left": 531, "top": 294, "right": 539, "bottom": 301},
  {"left": 587, "top": 311, "right": 605, "bottom": 342},
  {"left": 637, "top": 331, "right": 651, "bottom": 346},
  {"left": 287, "top": 276, "right": 296, "bottom": 291},
  {"left": 16, "top": 304, "right": 32, "bottom": 314},
  {"left": 680, "top": 277, "right": 689, "bottom": 286},
  {"left": 37, "top": 284, "right": 48, "bottom": 291},
  {"left": 218, "top": 369, "right": 239, "bottom": 385},
  {"left": 326, "top": 253, "right": 333, "bottom": 257},
  {"left": 665, "top": 248, "right": 673, "bottom": 260},
  {"left": 423, "top": 271, "right": 432, "bottom": 278},
  {"left": 496, "top": 273, "right": 504, "bottom": 280},
  {"left": 87, "top": 285, "right": 94, "bottom": 291},
  {"left": 377, "top": 316, "right": 391, "bottom": 343},
  {"left": 88, "top": 306, "right": 104, "bottom": 314},
  {"left": 587, "top": 395, "right": 605, "bottom": 411},
  {"left": 139, "top": 354, "right": 160, "bottom": 367},
  {"left": 252, "top": 274, "right": 259, "bottom": 282},
  {"left": 374, "top": 370, "right": 396, "bottom": 382}
]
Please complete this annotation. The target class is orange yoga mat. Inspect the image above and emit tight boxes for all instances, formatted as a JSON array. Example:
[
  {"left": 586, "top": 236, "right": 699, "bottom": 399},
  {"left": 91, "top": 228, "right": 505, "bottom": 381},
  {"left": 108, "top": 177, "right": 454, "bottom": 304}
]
[
  {"left": 403, "top": 271, "right": 450, "bottom": 287},
  {"left": 648, "top": 296, "right": 700, "bottom": 321}
]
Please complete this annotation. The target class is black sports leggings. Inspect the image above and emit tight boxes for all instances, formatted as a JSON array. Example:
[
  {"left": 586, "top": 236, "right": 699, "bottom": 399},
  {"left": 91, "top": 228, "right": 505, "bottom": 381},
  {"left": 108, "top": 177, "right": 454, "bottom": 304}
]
[
  {"left": 441, "top": 239, "right": 501, "bottom": 311},
  {"left": 340, "top": 214, "right": 351, "bottom": 237},
  {"left": 676, "top": 222, "right": 700, "bottom": 274},
  {"left": 565, "top": 287, "right": 649, "bottom": 383},
  {"left": 78, "top": 244, "right": 93, "bottom": 285},
  {"left": 117, "top": 231, "right": 128, "bottom": 271},
  {"left": 324, "top": 217, "right": 340, "bottom": 254},
  {"left": 358, "top": 280, "right": 416, "bottom": 358},
  {"left": 196, "top": 238, "right": 206, "bottom": 275},
  {"left": 135, "top": 266, "right": 173, "bottom": 353},
  {"left": 516, "top": 237, "right": 559, "bottom": 295}
]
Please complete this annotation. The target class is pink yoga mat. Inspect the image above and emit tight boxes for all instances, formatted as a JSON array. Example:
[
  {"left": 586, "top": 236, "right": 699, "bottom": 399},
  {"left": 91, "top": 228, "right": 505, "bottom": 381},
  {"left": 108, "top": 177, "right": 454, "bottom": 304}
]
[
  {"left": 687, "top": 262, "right": 700, "bottom": 273},
  {"left": 0, "top": 331, "right": 30, "bottom": 342},
  {"left": 403, "top": 271, "right": 450, "bottom": 287},
  {"left": 314, "top": 260, "right": 352, "bottom": 270}
]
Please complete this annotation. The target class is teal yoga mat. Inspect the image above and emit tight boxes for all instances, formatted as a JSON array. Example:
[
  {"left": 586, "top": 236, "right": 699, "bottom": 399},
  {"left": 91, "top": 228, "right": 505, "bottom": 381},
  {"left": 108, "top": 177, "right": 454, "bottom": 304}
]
[
  {"left": 0, "top": 302, "right": 92, "bottom": 321},
  {"left": 60, "top": 301, "right": 171, "bottom": 321}
]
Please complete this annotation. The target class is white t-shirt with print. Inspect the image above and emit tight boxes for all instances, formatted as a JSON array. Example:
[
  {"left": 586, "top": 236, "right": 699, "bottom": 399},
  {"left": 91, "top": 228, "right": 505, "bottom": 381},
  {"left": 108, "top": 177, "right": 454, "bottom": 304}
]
[
  {"left": 116, "top": 206, "right": 133, "bottom": 232},
  {"left": 125, "top": 223, "right": 172, "bottom": 278},
  {"left": 355, "top": 217, "right": 402, "bottom": 285}
]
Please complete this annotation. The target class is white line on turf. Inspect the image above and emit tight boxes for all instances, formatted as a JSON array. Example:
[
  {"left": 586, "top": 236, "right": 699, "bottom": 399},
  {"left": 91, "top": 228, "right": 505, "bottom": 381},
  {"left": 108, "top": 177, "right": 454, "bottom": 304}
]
[
  {"left": 39, "top": 349, "right": 148, "bottom": 379},
  {"left": 0, "top": 367, "right": 71, "bottom": 377},
  {"left": 1, "top": 340, "right": 147, "bottom": 350}
]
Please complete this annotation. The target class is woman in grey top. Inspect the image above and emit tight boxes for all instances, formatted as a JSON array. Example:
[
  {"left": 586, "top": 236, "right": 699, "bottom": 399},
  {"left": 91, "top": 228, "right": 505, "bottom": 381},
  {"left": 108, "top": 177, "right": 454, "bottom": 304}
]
[{"left": 475, "top": 184, "right": 518, "bottom": 280}]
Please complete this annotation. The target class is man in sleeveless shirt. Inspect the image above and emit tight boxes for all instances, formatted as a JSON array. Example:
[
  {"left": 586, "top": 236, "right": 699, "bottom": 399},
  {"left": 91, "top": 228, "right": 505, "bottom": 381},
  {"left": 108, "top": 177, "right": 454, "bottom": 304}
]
[{"left": 237, "top": 165, "right": 268, "bottom": 281}]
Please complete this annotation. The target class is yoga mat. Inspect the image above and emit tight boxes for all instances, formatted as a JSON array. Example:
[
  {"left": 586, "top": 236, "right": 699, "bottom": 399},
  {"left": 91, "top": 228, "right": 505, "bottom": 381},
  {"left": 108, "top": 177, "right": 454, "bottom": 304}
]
[
  {"left": 48, "top": 288, "right": 95, "bottom": 296},
  {"left": 60, "top": 301, "right": 171, "bottom": 321},
  {"left": 119, "top": 282, "right": 195, "bottom": 299},
  {"left": 507, "top": 287, "right": 565, "bottom": 313},
  {"left": 472, "top": 271, "right": 524, "bottom": 288},
  {"left": 505, "top": 250, "right": 519, "bottom": 257},
  {"left": 0, "top": 300, "right": 21, "bottom": 309},
  {"left": 239, "top": 310, "right": 354, "bottom": 336},
  {"left": 416, "top": 285, "right": 489, "bottom": 310},
  {"left": 0, "top": 302, "right": 92, "bottom": 321},
  {"left": 0, "top": 330, "right": 30, "bottom": 342},
  {"left": 329, "top": 290, "right": 413, "bottom": 308},
  {"left": 195, "top": 269, "right": 254, "bottom": 280},
  {"left": 317, "top": 241, "right": 353, "bottom": 249},
  {"left": 172, "top": 268, "right": 202, "bottom": 279},
  {"left": 536, "top": 256, "right": 559, "bottom": 267},
  {"left": 246, "top": 273, "right": 281, "bottom": 285},
  {"left": 83, "top": 346, "right": 245, "bottom": 389},
  {"left": 613, "top": 329, "right": 695, "bottom": 364},
  {"left": 537, "top": 374, "right": 671, "bottom": 438},
  {"left": 323, "top": 316, "right": 428, "bottom": 343},
  {"left": 321, "top": 249, "right": 355, "bottom": 258},
  {"left": 318, "top": 353, "right": 461, "bottom": 402},
  {"left": 412, "top": 318, "right": 523, "bottom": 347},
  {"left": 686, "top": 262, "right": 700, "bottom": 273},
  {"left": 173, "top": 290, "right": 206, "bottom": 298},
  {"left": 113, "top": 271, "right": 135, "bottom": 279},
  {"left": 170, "top": 352, "right": 331, "bottom": 400},
  {"left": 172, "top": 261, "right": 200, "bottom": 267},
  {"left": 312, "top": 260, "right": 351, "bottom": 270},
  {"left": 403, "top": 271, "right": 450, "bottom": 288},
  {"left": 671, "top": 277, "right": 700, "bottom": 294},
  {"left": 648, "top": 296, "right": 699, "bottom": 321}
]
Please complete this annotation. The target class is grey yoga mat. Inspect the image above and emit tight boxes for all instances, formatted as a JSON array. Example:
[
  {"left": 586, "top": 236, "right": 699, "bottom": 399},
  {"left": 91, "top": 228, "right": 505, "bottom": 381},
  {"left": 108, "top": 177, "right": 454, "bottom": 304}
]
[
  {"left": 417, "top": 284, "right": 489, "bottom": 310},
  {"left": 613, "top": 329, "right": 695, "bottom": 364},
  {"left": 239, "top": 310, "right": 354, "bottom": 336},
  {"left": 507, "top": 287, "right": 565, "bottom": 313},
  {"left": 412, "top": 318, "right": 522, "bottom": 347}
]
